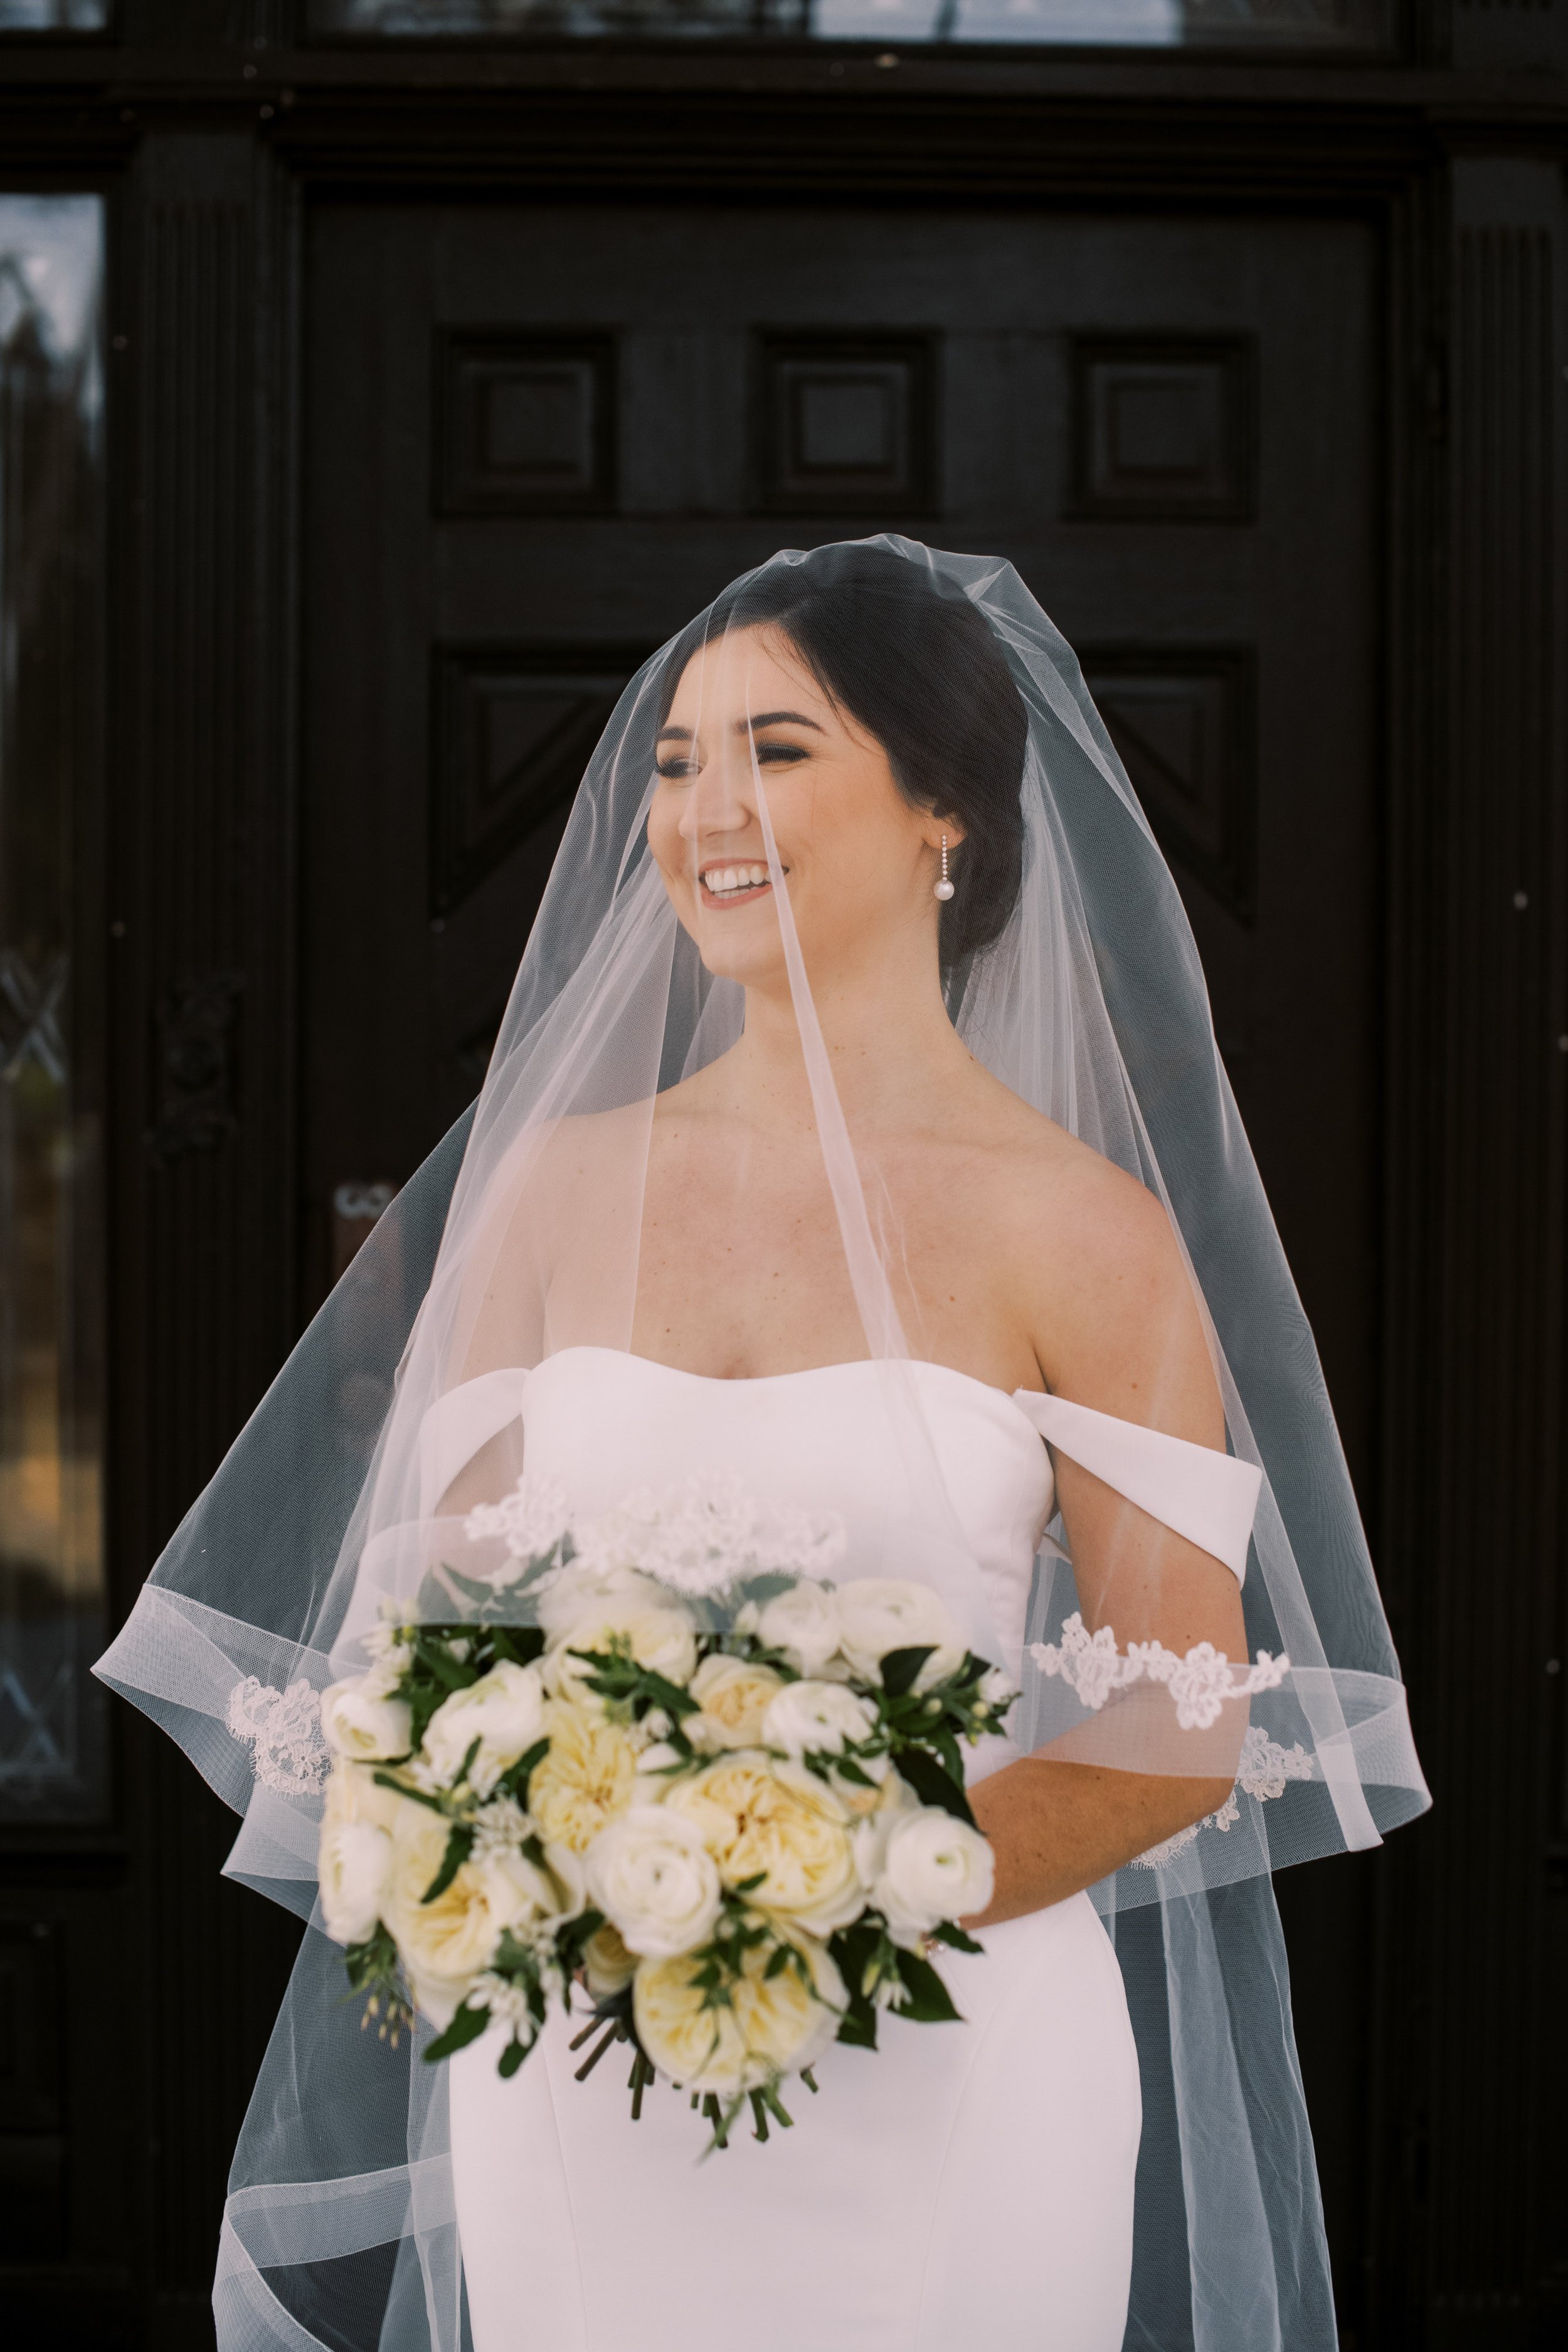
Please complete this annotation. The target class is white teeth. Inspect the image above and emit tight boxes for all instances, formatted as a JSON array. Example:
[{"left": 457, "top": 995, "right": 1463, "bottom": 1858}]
[{"left": 701, "top": 862, "right": 770, "bottom": 895}]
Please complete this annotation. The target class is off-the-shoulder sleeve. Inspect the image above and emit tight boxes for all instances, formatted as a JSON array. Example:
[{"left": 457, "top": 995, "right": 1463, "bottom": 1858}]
[
  {"left": 1010, "top": 1389, "right": 1261, "bottom": 1583},
  {"left": 418, "top": 1368, "right": 531, "bottom": 1519}
]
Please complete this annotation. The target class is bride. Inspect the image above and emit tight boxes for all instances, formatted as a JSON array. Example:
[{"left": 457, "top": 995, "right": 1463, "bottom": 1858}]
[{"left": 97, "top": 538, "right": 1427, "bottom": 2352}]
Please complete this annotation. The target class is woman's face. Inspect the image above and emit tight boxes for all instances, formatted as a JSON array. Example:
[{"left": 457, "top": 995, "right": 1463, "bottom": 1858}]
[{"left": 647, "top": 623, "right": 955, "bottom": 993}]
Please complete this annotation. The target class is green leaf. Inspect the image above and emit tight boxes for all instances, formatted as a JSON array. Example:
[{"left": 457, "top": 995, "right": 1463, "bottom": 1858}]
[
  {"left": 891, "top": 1745, "right": 976, "bottom": 1827},
  {"left": 879, "top": 1645, "right": 937, "bottom": 1700},
  {"left": 496, "top": 1737, "right": 550, "bottom": 1801},
  {"left": 438, "top": 1565, "right": 504, "bottom": 1606},
  {"left": 424, "top": 2002, "right": 492, "bottom": 2063},
  {"left": 497, "top": 2038, "right": 530, "bottom": 2080},
  {"left": 889, "top": 1950, "right": 963, "bottom": 2025},
  {"left": 830, "top": 1924, "right": 882, "bottom": 2050},
  {"left": 835, "top": 1998, "right": 879, "bottom": 2050},
  {"left": 372, "top": 1771, "right": 447, "bottom": 1814},
  {"left": 421, "top": 1823, "right": 475, "bottom": 1905},
  {"left": 490, "top": 1626, "right": 546, "bottom": 1667},
  {"left": 414, "top": 1636, "right": 478, "bottom": 1691},
  {"left": 930, "top": 1919, "right": 984, "bottom": 1955}
]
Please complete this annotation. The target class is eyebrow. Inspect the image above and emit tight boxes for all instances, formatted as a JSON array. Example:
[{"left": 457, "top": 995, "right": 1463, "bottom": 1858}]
[{"left": 655, "top": 709, "right": 825, "bottom": 742}]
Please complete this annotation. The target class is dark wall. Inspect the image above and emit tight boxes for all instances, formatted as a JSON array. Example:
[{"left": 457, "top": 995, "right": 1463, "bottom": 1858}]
[{"left": 1, "top": 8, "right": 1565, "bottom": 2348}]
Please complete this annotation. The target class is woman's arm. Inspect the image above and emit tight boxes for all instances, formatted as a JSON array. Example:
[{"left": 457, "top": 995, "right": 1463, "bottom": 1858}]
[{"left": 964, "top": 1153, "right": 1248, "bottom": 1926}]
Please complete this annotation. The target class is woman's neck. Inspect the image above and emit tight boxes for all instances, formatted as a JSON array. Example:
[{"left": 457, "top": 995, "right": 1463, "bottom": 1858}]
[{"left": 731, "top": 953, "right": 973, "bottom": 1132}]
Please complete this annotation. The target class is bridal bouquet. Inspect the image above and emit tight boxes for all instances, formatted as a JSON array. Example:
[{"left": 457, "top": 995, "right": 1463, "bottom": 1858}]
[{"left": 316, "top": 1475, "right": 1016, "bottom": 2146}]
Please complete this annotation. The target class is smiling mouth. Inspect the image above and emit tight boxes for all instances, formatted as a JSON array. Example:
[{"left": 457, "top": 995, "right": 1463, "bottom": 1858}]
[{"left": 699, "top": 862, "right": 780, "bottom": 906}]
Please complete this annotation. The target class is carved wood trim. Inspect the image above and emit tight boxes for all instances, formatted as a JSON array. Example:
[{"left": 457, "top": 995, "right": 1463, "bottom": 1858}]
[
  {"left": 1369, "top": 158, "right": 1567, "bottom": 2344},
  {"left": 103, "top": 132, "right": 305, "bottom": 2305}
]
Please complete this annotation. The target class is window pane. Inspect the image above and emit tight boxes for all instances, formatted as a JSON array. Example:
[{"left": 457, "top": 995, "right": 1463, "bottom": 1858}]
[
  {"left": 307, "top": 0, "right": 1384, "bottom": 50},
  {"left": 0, "top": 2, "right": 110, "bottom": 28},
  {"left": 0, "top": 195, "right": 105, "bottom": 1823}
]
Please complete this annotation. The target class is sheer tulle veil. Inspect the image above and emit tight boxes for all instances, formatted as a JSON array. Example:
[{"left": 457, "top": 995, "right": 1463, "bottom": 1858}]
[{"left": 97, "top": 535, "right": 1428, "bottom": 2352}]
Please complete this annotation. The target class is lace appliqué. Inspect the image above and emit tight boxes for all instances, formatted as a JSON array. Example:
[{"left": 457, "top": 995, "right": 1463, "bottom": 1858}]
[
  {"left": 1027, "top": 1611, "right": 1290, "bottom": 1732},
  {"left": 1132, "top": 1725, "right": 1315, "bottom": 1870},
  {"left": 226, "top": 1676, "right": 331, "bottom": 1796}
]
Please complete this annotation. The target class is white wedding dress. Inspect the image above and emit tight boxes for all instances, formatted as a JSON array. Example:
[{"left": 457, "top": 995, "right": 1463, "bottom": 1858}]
[{"left": 433, "top": 1347, "right": 1254, "bottom": 2352}]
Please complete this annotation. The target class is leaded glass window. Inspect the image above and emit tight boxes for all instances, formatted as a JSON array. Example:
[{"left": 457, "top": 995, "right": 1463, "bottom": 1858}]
[{"left": 0, "top": 196, "right": 105, "bottom": 1821}]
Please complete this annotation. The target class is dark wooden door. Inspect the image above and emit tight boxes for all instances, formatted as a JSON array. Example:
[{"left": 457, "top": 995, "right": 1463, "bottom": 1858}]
[{"left": 302, "top": 194, "right": 1382, "bottom": 2313}]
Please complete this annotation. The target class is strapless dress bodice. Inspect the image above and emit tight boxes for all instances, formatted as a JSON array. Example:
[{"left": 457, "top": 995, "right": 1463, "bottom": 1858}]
[
  {"left": 416, "top": 1345, "right": 1261, "bottom": 1707},
  {"left": 536, "top": 1349, "right": 1052, "bottom": 1697}
]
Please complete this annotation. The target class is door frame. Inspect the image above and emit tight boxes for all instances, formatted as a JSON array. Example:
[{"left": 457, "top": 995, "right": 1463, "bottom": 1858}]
[{"left": 2, "top": 18, "right": 1565, "bottom": 2346}]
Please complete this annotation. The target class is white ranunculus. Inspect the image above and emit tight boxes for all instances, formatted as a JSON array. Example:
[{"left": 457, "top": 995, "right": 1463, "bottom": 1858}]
[
  {"left": 319, "top": 1821, "right": 393, "bottom": 1945},
  {"left": 421, "top": 1660, "right": 546, "bottom": 1796},
  {"left": 849, "top": 1767, "right": 922, "bottom": 1885},
  {"left": 537, "top": 1562, "right": 672, "bottom": 1640},
  {"left": 585, "top": 1804, "right": 723, "bottom": 1959},
  {"left": 874, "top": 1807, "right": 995, "bottom": 1943},
  {"left": 320, "top": 1677, "right": 413, "bottom": 1762},
  {"left": 753, "top": 1580, "right": 843, "bottom": 1677},
  {"left": 761, "top": 1679, "right": 877, "bottom": 1760},
  {"left": 835, "top": 1580, "right": 965, "bottom": 1693}
]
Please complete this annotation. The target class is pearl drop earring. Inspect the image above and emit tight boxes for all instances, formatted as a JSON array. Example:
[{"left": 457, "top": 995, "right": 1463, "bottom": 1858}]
[{"left": 934, "top": 834, "right": 955, "bottom": 902}]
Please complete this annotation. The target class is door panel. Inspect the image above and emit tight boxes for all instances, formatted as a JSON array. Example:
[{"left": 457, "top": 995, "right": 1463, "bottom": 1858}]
[{"left": 303, "top": 194, "right": 1378, "bottom": 2307}]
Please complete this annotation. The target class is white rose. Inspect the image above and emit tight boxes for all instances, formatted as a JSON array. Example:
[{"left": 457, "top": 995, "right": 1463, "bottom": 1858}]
[
  {"left": 753, "top": 1580, "right": 843, "bottom": 1677},
  {"left": 420, "top": 1661, "right": 545, "bottom": 1796},
  {"left": 874, "top": 1808, "right": 995, "bottom": 1943},
  {"left": 835, "top": 1580, "right": 965, "bottom": 1693},
  {"left": 585, "top": 1804, "right": 723, "bottom": 1959},
  {"left": 686, "top": 1654, "right": 786, "bottom": 1751},
  {"left": 979, "top": 1666, "right": 1016, "bottom": 1712},
  {"left": 761, "top": 1680, "right": 877, "bottom": 1760},
  {"left": 320, "top": 1677, "right": 412, "bottom": 1762},
  {"left": 319, "top": 1814, "right": 393, "bottom": 1946}
]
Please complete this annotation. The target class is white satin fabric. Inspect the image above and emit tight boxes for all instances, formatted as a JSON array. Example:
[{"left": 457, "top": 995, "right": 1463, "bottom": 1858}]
[{"left": 438, "top": 1348, "right": 1257, "bottom": 2352}]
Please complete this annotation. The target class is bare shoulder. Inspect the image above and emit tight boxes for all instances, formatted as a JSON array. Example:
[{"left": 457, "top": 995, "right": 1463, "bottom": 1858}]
[{"left": 961, "top": 1070, "right": 1220, "bottom": 1438}]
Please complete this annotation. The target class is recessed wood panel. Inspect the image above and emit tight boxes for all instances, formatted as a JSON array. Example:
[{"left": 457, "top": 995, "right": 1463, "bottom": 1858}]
[
  {"left": 1073, "top": 338, "right": 1254, "bottom": 521},
  {"left": 753, "top": 331, "right": 936, "bottom": 514},
  {"left": 0, "top": 1919, "right": 65, "bottom": 2260},
  {"left": 436, "top": 332, "right": 616, "bottom": 515},
  {"left": 430, "top": 644, "right": 648, "bottom": 917},
  {"left": 1083, "top": 651, "right": 1255, "bottom": 919}
]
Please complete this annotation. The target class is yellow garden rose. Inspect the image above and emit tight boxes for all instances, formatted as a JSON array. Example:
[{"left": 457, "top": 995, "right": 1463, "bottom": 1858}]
[
  {"left": 527, "top": 1700, "right": 640, "bottom": 1853},
  {"left": 379, "top": 1803, "right": 548, "bottom": 2030},
  {"left": 633, "top": 1931, "right": 845, "bottom": 2094},
  {"left": 663, "top": 1754, "right": 862, "bottom": 1934},
  {"left": 686, "top": 1654, "right": 786, "bottom": 1751},
  {"left": 581, "top": 1919, "right": 638, "bottom": 1998},
  {"left": 541, "top": 1573, "right": 698, "bottom": 1711}
]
